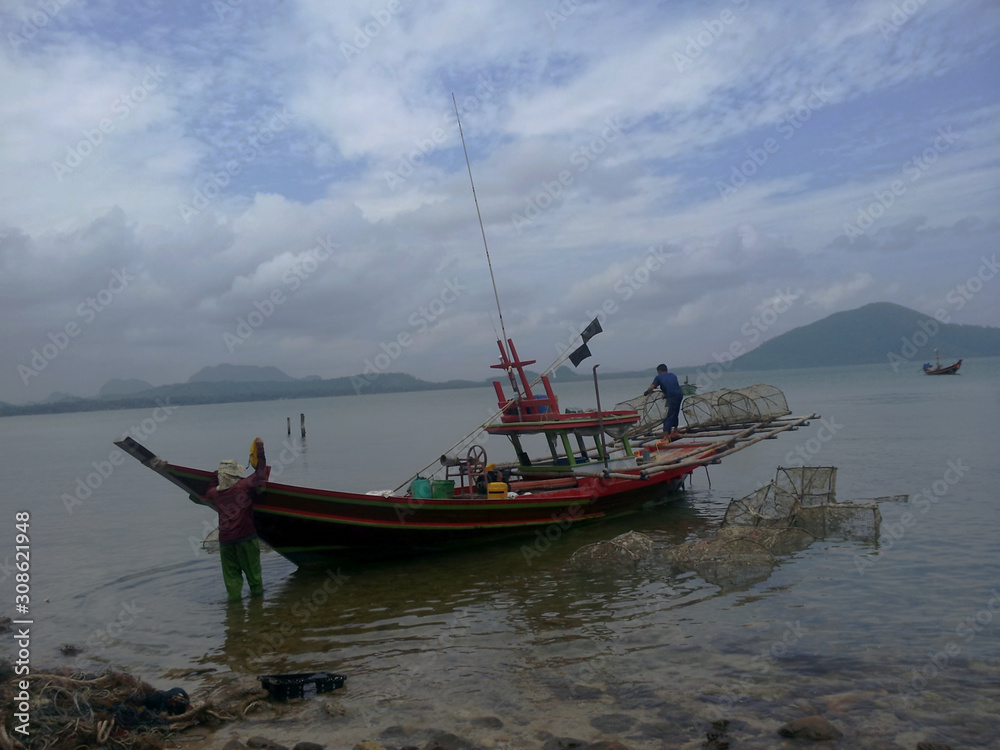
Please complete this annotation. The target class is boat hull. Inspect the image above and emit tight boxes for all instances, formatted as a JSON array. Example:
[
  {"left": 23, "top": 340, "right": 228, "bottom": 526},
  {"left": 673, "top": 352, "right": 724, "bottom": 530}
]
[
  {"left": 923, "top": 360, "right": 962, "bottom": 375},
  {"left": 157, "top": 461, "right": 695, "bottom": 567}
]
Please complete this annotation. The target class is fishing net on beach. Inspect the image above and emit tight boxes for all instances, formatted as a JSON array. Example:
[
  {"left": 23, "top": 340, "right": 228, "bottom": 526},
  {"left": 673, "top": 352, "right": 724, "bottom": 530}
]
[
  {"left": 683, "top": 385, "right": 790, "bottom": 429},
  {"left": 613, "top": 393, "right": 666, "bottom": 438},
  {"left": 0, "top": 670, "right": 181, "bottom": 750},
  {"left": 0, "top": 668, "right": 275, "bottom": 750}
]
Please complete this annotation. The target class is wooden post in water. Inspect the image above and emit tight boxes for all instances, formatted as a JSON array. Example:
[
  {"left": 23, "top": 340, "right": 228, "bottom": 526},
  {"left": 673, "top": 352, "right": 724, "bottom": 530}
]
[
  {"left": 300, "top": 413, "right": 306, "bottom": 438},
  {"left": 287, "top": 417, "right": 291, "bottom": 436},
  {"left": 592, "top": 364, "right": 608, "bottom": 470}
]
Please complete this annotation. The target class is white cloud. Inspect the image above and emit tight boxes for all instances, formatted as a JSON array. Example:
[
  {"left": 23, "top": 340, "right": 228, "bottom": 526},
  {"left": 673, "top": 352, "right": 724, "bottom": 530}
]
[{"left": 0, "top": 0, "right": 998, "bottom": 403}]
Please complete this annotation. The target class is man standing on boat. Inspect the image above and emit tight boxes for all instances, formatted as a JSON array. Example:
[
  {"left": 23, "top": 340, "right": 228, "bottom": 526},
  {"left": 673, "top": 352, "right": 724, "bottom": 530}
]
[
  {"left": 205, "top": 438, "right": 267, "bottom": 602},
  {"left": 644, "top": 364, "right": 683, "bottom": 441}
]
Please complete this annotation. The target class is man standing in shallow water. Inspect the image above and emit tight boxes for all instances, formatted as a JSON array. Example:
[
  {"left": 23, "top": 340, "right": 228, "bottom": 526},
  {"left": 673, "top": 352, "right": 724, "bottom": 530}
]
[
  {"left": 205, "top": 438, "right": 267, "bottom": 602},
  {"left": 644, "top": 364, "right": 683, "bottom": 441}
]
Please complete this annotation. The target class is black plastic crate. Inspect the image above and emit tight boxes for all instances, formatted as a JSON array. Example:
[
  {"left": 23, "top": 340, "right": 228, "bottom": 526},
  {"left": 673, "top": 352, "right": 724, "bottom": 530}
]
[{"left": 258, "top": 672, "right": 345, "bottom": 701}]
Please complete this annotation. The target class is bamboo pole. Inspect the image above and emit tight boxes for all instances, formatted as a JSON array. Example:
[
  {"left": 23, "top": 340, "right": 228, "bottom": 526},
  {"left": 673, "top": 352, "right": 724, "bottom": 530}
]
[
  {"left": 581, "top": 414, "right": 817, "bottom": 481},
  {"left": 592, "top": 364, "right": 609, "bottom": 470}
]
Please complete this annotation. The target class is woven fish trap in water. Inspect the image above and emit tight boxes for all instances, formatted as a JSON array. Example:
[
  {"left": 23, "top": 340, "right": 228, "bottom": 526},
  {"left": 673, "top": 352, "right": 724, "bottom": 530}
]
[
  {"left": 723, "top": 467, "right": 879, "bottom": 542},
  {"left": 570, "top": 531, "right": 655, "bottom": 569},
  {"left": 666, "top": 536, "right": 778, "bottom": 589}
]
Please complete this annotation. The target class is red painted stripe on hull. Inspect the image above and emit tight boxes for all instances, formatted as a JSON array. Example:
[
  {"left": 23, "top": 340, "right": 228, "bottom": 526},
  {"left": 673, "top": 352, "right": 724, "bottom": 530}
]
[{"left": 254, "top": 504, "right": 606, "bottom": 529}]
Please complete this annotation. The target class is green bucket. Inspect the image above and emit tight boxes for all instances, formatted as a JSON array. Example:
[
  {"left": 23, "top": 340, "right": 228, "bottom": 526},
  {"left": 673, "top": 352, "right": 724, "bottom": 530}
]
[
  {"left": 431, "top": 479, "right": 455, "bottom": 498},
  {"left": 409, "top": 477, "right": 431, "bottom": 499}
]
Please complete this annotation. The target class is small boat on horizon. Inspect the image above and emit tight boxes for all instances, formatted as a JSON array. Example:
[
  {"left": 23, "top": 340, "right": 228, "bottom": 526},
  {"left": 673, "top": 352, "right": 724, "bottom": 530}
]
[
  {"left": 682, "top": 377, "right": 697, "bottom": 397},
  {"left": 922, "top": 349, "right": 962, "bottom": 375}
]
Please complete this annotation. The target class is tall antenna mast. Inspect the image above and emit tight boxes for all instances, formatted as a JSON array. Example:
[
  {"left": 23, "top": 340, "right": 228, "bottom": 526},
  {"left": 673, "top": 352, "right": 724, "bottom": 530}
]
[{"left": 453, "top": 93, "right": 507, "bottom": 345}]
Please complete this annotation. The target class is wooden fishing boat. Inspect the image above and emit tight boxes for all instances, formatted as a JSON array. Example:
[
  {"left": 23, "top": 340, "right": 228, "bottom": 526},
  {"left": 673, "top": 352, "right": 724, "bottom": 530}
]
[
  {"left": 682, "top": 378, "right": 697, "bottom": 397},
  {"left": 116, "top": 336, "right": 817, "bottom": 567},
  {"left": 114, "top": 104, "right": 816, "bottom": 567},
  {"left": 922, "top": 350, "right": 962, "bottom": 375}
]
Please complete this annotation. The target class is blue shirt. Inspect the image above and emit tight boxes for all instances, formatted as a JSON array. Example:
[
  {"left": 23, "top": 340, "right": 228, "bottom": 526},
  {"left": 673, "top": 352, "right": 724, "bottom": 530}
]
[{"left": 651, "top": 371, "right": 683, "bottom": 399}]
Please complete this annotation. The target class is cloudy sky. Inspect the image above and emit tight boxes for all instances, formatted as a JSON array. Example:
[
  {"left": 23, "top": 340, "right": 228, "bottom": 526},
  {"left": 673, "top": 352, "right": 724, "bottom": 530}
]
[{"left": 1, "top": 0, "right": 998, "bottom": 404}]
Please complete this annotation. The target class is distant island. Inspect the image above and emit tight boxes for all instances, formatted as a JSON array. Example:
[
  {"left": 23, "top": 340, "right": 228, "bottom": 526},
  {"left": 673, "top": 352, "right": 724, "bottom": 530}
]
[
  {"left": 2, "top": 302, "right": 998, "bottom": 417},
  {"left": 725, "top": 302, "right": 1000, "bottom": 371}
]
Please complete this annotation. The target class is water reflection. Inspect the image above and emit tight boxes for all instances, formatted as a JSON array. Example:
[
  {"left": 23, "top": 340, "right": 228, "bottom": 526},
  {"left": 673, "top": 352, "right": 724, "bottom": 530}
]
[{"left": 199, "top": 493, "right": 762, "bottom": 681}]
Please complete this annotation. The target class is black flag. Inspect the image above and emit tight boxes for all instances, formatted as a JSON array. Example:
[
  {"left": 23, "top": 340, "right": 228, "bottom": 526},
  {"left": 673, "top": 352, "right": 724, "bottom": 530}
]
[
  {"left": 568, "top": 343, "right": 592, "bottom": 367},
  {"left": 581, "top": 317, "right": 602, "bottom": 343}
]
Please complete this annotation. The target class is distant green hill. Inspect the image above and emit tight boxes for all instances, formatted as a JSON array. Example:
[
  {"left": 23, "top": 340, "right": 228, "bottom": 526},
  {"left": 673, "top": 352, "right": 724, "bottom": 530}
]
[
  {"left": 4, "top": 302, "right": 997, "bottom": 417},
  {"left": 0, "top": 372, "right": 488, "bottom": 416},
  {"left": 99, "top": 378, "right": 155, "bottom": 397},
  {"left": 729, "top": 302, "right": 1000, "bottom": 370},
  {"left": 188, "top": 364, "right": 296, "bottom": 383}
]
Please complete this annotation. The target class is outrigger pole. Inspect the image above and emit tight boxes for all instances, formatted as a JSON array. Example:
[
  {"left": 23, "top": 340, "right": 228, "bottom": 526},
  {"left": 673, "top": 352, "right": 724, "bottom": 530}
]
[
  {"left": 453, "top": 93, "right": 507, "bottom": 346},
  {"left": 390, "top": 100, "right": 606, "bottom": 492}
]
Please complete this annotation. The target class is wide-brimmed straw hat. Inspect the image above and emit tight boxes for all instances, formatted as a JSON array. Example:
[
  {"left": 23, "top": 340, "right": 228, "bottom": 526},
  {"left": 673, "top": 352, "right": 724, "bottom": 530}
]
[{"left": 217, "top": 459, "right": 246, "bottom": 490}]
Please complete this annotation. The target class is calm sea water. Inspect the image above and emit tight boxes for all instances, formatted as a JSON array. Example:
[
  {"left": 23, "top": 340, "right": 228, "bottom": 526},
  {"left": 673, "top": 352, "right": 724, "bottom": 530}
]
[{"left": 2, "top": 359, "right": 998, "bottom": 749}]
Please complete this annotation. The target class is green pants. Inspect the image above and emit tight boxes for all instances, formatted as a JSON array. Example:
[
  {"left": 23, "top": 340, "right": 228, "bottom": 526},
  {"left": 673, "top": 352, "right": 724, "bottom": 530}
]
[{"left": 220, "top": 537, "right": 263, "bottom": 602}]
